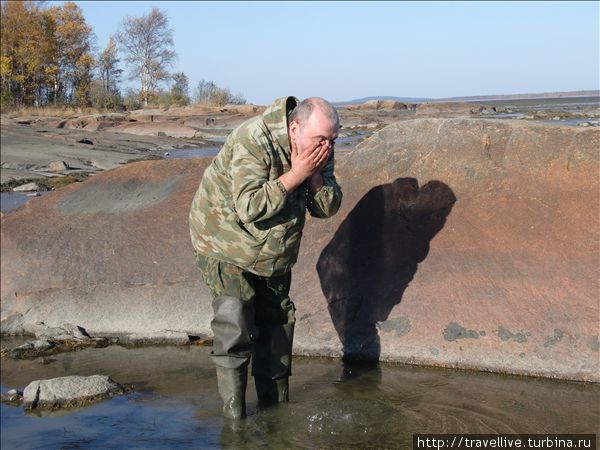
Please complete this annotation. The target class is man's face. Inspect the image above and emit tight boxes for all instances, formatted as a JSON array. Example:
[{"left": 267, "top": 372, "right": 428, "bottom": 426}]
[{"left": 290, "top": 109, "right": 339, "bottom": 155}]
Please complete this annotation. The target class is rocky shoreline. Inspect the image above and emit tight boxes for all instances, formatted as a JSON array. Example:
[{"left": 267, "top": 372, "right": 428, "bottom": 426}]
[
  {"left": 3, "top": 97, "right": 597, "bottom": 194},
  {"left": 1, "top": 97, "right": 599, "bottom": 382}
]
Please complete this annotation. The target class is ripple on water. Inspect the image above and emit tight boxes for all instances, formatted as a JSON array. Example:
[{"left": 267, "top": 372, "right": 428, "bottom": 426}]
[{"left": 1, "top": 345, "right": 598, "bottom": 449}]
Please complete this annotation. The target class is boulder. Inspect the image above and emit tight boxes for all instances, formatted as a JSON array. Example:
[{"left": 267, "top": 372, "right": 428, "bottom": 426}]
[
  {"left": 48, "top": 160, "right": 69, "bottom": 172},
  {"left": 1, "top": 119, "right": 598, "bottom": 381},
  {"left": 22, "top": 375, "right": 124, "bottom": 410}
]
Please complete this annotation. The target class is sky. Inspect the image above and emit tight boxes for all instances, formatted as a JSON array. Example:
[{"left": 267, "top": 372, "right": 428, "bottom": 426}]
[{"left": 62, "top": 1, "right": 599, "bottom": 104}]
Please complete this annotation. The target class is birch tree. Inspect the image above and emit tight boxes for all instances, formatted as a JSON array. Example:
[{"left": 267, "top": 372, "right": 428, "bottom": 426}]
[{"left": 116, "top": 8, "right": 176, "bottom": 107}]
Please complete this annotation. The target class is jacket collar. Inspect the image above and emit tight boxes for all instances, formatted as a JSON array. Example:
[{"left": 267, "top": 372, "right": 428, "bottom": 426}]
[{"left": 262, "top": 96, "right": 299, "bottom": 156}]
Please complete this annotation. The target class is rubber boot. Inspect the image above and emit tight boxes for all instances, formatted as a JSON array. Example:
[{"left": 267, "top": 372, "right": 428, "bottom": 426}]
[
  {"left": 253, "top": 322, "right": 294, "bottom": 407},
  {"left": 216, "top": 365, "right": 248, "bottom": 420},
  {"left": 210, "top": 295, "right": 255, "bottom": 419}
]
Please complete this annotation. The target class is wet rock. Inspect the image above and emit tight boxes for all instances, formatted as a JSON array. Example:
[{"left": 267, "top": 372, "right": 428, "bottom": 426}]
[
  {"left": 6, "top": 339, "right": 57, "bottom": 359},
  {"left": 2, "top": 322, "right": 109, "bottom": 359},
  {"left": 119, "top": 330, "right": 190, "bottom": 346},
  {"left": 1, "top": 120, "right": 598, "bottom": 381},
  {"left": 22, "top": 375, "right": 125, "bottom": 410},
  {"left": 1, "top": 388, "right": 23, "bottom": 405},
  {"left": 13, "top": 182, "right": 39, "bottom": 192},
  {"left": 28, "top": 321, "right": 91, "bottom": 341}
]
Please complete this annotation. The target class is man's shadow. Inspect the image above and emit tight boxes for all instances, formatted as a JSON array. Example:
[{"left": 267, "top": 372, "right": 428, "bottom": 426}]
[{"left": 317, "top": 177, "right": 456, "bottom": 362}]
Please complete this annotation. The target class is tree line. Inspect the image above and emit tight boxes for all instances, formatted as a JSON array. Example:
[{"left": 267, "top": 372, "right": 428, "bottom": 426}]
[{"left": 0, "top": 1, "right": 246, "bottom": 110}]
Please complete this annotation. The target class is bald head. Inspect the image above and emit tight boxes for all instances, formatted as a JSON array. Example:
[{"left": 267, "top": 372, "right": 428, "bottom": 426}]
[{"left": 288, "top": 97, "right": 339, "bottom": 129}]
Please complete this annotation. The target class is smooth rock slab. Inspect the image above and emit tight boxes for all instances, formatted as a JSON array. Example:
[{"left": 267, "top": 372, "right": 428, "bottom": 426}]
[
  {"left": 22, "top": 375, "right": 124, "bottom": 410},
  {"left": 1, "top": 119, "right": 598, "bottom": 381}
]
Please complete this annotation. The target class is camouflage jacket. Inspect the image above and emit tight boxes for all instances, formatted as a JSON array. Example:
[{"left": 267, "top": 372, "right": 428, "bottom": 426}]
[{"left": 189, "top": 96, "right": 343, "bottom": 276}]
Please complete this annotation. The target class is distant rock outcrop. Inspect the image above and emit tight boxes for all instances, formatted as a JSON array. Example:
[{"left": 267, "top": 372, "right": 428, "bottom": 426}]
[
  {"left": 416, "top": 102, "right": 496, "bottom": 115},
  {"left": 1, "top": 119, "right": 598, "bottom": 382},
  {"left": 359, "top": 100, "right": 409, "bottom": 110}
]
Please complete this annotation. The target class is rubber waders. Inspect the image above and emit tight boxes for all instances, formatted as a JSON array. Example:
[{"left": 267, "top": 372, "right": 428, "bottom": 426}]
[
  {"left": 216, "top": 366, "right": 248, "bottom": 420},
  {"left": 253, "top": 322, "right": 295, "bottom": 407},
  {"left": 211, "top": 295, "right": 255, "bottom": 419}
]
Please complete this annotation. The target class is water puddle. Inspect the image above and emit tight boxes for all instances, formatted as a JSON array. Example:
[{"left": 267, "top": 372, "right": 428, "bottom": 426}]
[
  {"left": 1, "top": 191, "right": 51, "bottom": 213},
  {"left": 1, "top": 343, "right": 597, "bottom": 449},
  {"left": 164, "top": 147, "right": 221, "bottom": 159}
]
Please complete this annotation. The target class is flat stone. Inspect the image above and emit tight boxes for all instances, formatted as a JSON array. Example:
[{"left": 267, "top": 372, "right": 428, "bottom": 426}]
[
  {"left": 13, "top": 182, "right": 39, "bottom": 192},
  {"left": 27, "top": 322, "right": 90, "bottom": 341},
  {"left": 22, "top": 375, "right": 124, "bottom": 410},
  {"left": 7, "top": 339, "right": 56, "bottom": 359}
]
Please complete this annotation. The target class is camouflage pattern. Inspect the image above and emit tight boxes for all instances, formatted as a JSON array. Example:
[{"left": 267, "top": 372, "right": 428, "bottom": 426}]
[
  {"left": 195, "top": 252, "right": 295, "bottom": 327},
  {"left": 189, "top": 96, "right": 342, "bottom": 276}
]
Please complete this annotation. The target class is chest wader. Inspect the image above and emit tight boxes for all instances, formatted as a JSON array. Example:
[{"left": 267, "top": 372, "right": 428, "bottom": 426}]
[{"left": 195, "top": 253, "right": 295, "bottom": 419}]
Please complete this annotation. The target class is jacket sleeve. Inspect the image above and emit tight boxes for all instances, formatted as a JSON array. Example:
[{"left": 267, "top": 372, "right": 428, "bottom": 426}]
[
  {"left": 307, "top": 151, "right": 343, "bottom": 218},
  {"left": 230, "top": 137, "right": 288, "bottom": 224}
]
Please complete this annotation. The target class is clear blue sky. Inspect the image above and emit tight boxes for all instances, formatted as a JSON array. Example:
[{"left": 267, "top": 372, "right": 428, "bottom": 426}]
[{"left": 62, "top": 1, "right": 599, "bottom": 104}]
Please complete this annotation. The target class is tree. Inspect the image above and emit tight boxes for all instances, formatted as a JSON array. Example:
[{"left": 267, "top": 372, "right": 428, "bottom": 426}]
[
  {"left": 193, "top": 79, "right": 246, "bottom": 106},
  {"left": 48, "top": 1, "right": 95, "bottom": 104},
  {"left": 170, "top": 71, "right": 189, "bottom": 106},
  {"left": 98, "top": 35, "right": 122, "bottom": 96},
  {"left": 0, "top": 1, "right": 52, "bottom": 106},
  {"left": 116, "top": 8, "right": 176, "bottom": 107},
  {"left": 0, "top": 1, "right": 95, "bottom": 107}
]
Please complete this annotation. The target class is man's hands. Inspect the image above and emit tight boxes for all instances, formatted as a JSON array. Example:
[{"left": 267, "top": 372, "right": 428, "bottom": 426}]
[{"left": 279, "top": 141, "right": 332, "bottom": 194}]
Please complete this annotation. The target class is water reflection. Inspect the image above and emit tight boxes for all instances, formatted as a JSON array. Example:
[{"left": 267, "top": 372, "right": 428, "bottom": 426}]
[{"left": 1, "top": 343, "right": 598, "bottom": 449}]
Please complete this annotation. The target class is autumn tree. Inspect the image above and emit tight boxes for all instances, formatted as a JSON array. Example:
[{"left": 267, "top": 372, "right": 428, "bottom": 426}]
[
  {"left": 116, "top": 8, "right": 176, "bottom": 107},
  {"left": 0, "top": 1, "right": 52, "bottom": 106},
  {"left": 48, "top": 2, "right": 95, "bottom": 105},
  {"left": 0, "top": 1, "right": 94, "bottom": 107}
]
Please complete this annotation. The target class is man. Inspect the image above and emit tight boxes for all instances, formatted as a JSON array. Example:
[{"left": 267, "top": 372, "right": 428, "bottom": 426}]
[{"left": 189, "top": 96, "right": 342, "bottom": 419}]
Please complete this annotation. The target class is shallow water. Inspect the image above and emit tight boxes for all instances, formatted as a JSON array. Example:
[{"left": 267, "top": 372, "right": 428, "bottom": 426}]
[
  {"left": 1, "top": 191, "right": 50, "bottom": 213},
  {"left": 1, "top": 343, "right": 598, "bottom": 449},
  {"left": 164, "top": 147, "right": 221, "bottom": 159}
]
